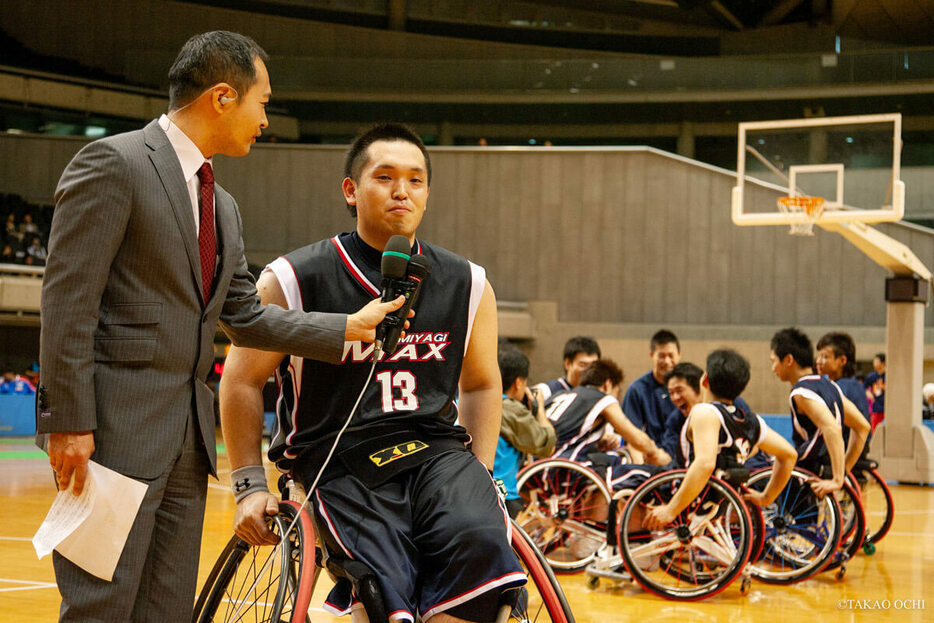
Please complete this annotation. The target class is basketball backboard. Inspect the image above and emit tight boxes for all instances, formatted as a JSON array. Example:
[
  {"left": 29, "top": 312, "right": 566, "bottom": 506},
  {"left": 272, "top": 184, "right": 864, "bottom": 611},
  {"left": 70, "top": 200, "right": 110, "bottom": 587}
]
[{"left": 731, "top": 113, "right": 903, "bottom": 228}]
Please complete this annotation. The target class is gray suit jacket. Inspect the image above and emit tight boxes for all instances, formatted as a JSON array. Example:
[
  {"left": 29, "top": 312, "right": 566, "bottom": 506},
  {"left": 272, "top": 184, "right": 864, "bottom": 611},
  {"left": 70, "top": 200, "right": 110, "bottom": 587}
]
[{"left": 37, "top": 120, "right": 346, "bottom": 478}]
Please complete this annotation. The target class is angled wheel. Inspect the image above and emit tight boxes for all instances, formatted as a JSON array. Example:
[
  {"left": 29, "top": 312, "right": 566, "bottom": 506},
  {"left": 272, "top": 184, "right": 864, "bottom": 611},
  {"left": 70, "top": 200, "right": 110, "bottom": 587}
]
[
  {"left": 510, "top": 521, "right": 576, "bottom": 623},
  {"left": 825, "top": 478, "right": 866, "bottom": 574},
  {"left": 850, "top": 466, "right": 894, "bottom": 547},
  {"left": 192, "top": 501, "right": 316, "bottom": 623},
  {"left": 745, "top": 468, "right": 842, "bottom": 584},
  {"left": 516, "top": 459, "right": 611, "bottom": 573},
  {"left": 617, "top": 469, "right": 753, "bottom": 601}
]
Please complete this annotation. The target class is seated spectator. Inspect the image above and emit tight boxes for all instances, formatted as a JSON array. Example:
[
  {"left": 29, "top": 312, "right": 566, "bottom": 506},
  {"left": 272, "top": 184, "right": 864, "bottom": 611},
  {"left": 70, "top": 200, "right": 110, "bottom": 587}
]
[
  {"left": 4, "top": 213, "right": 18, "bottom": 240},
  {"left": 26, "top": 236, "right": 47, "bottom": 264},
  {"left": 19, "top": 213, "right": 38, "bottom": 236},
  {"left": 496, "top": 345, "right": 557, "bottom": 518},
  {"left": 1, "top": 244, "right": 16, "bottom": 264},
  {"left": 0, "top": 371, "right": 36, "bottom": 395},
  {"left": 864, "top": 353, "right": 886, "bottom": 433}
]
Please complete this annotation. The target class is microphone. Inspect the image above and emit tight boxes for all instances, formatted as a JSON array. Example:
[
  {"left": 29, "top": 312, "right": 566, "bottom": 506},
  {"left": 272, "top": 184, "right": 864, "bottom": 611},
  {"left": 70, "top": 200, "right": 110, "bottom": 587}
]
[
  {"left": 374, "top": 236, "right": 414, "bottom": 357},
  {"left": 379, "top": 254, "right": 429, "bottom": 356},
  {"left": 379, "top": 235, "right": 411, "bottom": 300}
]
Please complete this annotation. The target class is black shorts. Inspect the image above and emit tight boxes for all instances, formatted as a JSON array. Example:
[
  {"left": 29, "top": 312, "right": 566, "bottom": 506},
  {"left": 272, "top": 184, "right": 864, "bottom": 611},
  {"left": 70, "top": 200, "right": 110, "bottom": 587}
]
[{"left": 311, "top": 449, "right": 525, "bottom": 622}]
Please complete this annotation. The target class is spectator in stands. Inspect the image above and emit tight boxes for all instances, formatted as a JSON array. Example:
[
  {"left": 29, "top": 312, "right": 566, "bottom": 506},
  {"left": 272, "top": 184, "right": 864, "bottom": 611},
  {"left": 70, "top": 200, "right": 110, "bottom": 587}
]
[
  {"left": 4, "top": 213, "right": 18, "bottom": 240},
  {"left": 19, "top": 213, "right": 39, "bottom": 237},
  {"left": 0, "top": 370, "right": 36, "bottom": 394},
  {"left": 26, "top": 236, "right": 47, "bottom": 264},
  {"left": 496, "top": 345, "right": 556, "bottom": 518},
  {"left": 1, "top": 244, "right": 16, "bottom": 264},
  {"left": 533, "top": 335, "right": 601, "bottom": 399},
  {"left": 864, "top": 353, "right": 886, "bottom": 432},
  {"left": 923, "top": 383, "right": 934, "bottom": 421},
  {"left": 623, "top": 329, "right": 681, "bottom": 445}
]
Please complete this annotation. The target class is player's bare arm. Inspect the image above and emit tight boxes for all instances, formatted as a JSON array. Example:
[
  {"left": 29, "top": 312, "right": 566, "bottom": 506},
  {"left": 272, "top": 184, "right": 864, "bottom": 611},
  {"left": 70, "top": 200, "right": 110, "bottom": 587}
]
[
  {"left": 795, "top": 394, "right": 845, "bottom": 496},
  {"left": 220, "top": 270, "right": 289, "bottom": 546},
  {"left": 604, "top": 403, "right": 671, "bottom": 465},
  {"left": 457, "top": 280, "right": 501, "bottom": 470},
  {"left": 841, "top": 395, "right": 870, "bottom": 473},
  {"left": 743, "top": 428, "right": 797, "bottom": 508},
  {"left": 644, "top": 408, "right": 718, "bottom": 530}
]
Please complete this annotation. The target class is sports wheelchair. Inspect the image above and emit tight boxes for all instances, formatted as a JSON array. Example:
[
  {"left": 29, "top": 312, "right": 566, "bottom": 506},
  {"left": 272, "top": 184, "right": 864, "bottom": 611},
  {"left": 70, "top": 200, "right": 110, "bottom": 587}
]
[
  {"left": 192, "top": 477, "right": 576, "bottom": 623},
  {"left": 514, "top": 452, "right": 632, "bottom": 574},
  {"left": 584, "top": 467, "right": 761, "bottom": 601}
]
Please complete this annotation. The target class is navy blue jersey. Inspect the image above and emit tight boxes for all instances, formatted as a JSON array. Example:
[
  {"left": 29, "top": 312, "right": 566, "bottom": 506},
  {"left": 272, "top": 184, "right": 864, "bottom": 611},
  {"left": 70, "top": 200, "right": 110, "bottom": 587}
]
[
  {"left": 680, "top": 401, "right": 768, "bottom": 469},
  {"left": 546, "top": 385, "right": 616, "bottom": 461},
  {"left": 622, "top": 371, "right": 674, "bottom": 445},
  {"left": 265, "top": 232, "right": 486, "bottom": 474},
  {"left": 533, "top": 377, "right": 571, "bottom": 400},
  {"left": 663, "top": 396, "right": 752, "bottom": 467},
  {"left": 836, "top": 376, "right": 870, "bottom": 422},
  {"left": 789, "top": 374, "right": 846, "bottom": 464}
]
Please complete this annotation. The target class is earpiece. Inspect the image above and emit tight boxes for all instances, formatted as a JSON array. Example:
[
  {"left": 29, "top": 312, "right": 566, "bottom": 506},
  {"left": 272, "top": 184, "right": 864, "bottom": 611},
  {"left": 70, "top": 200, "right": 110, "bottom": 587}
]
[{"left": 219, "top": 95, "right": 235, "bottom": 105}]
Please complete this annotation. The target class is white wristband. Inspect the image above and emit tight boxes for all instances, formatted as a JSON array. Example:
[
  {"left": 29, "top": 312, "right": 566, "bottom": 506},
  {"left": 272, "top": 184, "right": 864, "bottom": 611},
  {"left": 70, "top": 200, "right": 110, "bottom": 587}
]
[{"left": 230, "top": 465, "right": 269, "bottom": 503}]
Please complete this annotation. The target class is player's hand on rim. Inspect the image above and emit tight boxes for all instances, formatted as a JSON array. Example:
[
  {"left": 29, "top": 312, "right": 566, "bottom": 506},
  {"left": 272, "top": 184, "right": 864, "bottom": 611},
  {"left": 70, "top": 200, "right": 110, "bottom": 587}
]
[{"left": 234, "top": 491, "right": 281, "bottom": 546}]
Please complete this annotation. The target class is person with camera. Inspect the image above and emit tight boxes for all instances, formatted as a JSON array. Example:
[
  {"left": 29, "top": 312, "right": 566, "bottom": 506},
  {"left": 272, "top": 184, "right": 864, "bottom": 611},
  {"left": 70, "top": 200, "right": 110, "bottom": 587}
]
[{"left": 496, "top": 344, "right": 557, "bottom": 518}]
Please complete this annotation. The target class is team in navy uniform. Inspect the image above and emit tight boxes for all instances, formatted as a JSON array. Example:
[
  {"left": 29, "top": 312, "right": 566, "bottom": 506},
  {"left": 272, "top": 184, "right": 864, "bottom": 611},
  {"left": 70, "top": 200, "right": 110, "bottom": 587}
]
[
  {"left": 641, "top": 349, "right": 797, "bottom": 530},
  {"left": 769, "top": 328, "right": 870, "bottom": 497}
]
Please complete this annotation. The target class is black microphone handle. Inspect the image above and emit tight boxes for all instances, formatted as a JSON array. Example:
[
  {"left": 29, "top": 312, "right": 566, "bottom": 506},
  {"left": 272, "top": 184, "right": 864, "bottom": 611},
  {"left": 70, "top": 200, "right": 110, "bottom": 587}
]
[{"left": 380, "top": 275, "right": 424, "bottom": 355}]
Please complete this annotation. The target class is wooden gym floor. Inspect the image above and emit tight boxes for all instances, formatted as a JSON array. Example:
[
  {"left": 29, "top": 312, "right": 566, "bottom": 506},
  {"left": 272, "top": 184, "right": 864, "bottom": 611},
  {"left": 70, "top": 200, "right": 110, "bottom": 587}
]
[{"left": 1, "top": 436, "right": 932, "bottom": 622}]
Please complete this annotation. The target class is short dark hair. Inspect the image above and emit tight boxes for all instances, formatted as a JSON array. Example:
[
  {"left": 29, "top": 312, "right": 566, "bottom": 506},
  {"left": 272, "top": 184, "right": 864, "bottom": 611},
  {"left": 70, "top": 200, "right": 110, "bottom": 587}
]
[
  {"left": 499, "top": 346, "right": 530, "bottom": 392},
  {"left": 168, "top": 31, "right": 268, "bottom": 110},
  {"left": 665, "top": 362, "right": 704, "bottom": 393},
  {"left": 705, "top": 349, "right": 750, "bottom": 400},
  {"left": 343, "top": 123, "right": 431, "bottom": 217},
  {"left": 651, "top": 329, "right": 680, "bottom": 353},
  {"left": 875, "top": 353, "right": 886, "bottom": 363},
  {"left": 770, "top": 327, "right": 814, "bottom": 368},
  {"left": 563, "top": 336, "right": 601, "bottom": 362},
  {"left": 816, "top": 332, "right": 857, "bottom": 377},
  {"left": 579, "top": 359, "right": 623, "bottom": 389}
]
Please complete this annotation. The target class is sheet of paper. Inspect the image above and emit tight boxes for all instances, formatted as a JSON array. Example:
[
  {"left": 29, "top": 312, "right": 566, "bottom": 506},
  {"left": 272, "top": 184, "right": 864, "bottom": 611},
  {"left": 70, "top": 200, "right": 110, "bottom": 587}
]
[{"left": 33, "top": 461, "right": 149, "bottom": 581}]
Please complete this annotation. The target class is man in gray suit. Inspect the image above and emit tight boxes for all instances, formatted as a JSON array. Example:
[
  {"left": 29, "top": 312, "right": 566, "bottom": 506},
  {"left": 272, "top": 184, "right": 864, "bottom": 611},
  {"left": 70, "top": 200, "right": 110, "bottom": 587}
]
[{"left": 37, "top": 31, "right": 403, "bottom": 622}]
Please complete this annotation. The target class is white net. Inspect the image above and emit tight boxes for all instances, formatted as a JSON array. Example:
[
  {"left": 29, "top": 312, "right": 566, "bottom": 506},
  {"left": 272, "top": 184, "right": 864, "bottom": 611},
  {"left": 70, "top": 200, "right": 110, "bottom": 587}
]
[{"left": 776, "top": 196, "right": 825, "bottom": 236}]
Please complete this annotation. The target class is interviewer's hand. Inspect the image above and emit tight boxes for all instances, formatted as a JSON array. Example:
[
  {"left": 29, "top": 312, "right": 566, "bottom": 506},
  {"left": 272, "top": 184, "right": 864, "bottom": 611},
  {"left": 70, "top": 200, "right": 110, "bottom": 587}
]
[
  {"left": 48, "top": 431, "right": 95, "bottom": 495},
  {"left": 344, "top": 296, "right": 413, "bottom": 343},
  {"left": 234, "top": 491, "right": 281, "bottom": 546}
]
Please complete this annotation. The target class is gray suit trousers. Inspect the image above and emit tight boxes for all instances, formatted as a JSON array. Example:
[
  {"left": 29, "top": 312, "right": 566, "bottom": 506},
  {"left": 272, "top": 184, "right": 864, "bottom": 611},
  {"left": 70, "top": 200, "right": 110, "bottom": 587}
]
[{"left": 53, "top": 415, "right": 210, "bottom": 622}]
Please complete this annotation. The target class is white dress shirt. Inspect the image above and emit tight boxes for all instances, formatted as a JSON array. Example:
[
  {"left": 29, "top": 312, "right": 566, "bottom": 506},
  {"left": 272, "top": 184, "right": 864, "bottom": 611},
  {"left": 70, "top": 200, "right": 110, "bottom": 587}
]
[{"left": 158, "top": 114, "right": 214, "bottom": 237}]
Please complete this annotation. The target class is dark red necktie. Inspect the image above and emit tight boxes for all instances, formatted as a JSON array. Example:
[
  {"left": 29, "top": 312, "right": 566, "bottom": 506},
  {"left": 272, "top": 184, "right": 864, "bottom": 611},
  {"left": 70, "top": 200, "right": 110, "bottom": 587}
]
[{"left": 197, "top": 162, "right": 216, "bottom": 302}]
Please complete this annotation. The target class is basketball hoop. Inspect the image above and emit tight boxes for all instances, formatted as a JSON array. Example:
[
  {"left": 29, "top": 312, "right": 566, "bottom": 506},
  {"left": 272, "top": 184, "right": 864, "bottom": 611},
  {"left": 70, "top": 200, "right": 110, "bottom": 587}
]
[{"left": 777, "top": 196, "right": 825, "bottom": 236}]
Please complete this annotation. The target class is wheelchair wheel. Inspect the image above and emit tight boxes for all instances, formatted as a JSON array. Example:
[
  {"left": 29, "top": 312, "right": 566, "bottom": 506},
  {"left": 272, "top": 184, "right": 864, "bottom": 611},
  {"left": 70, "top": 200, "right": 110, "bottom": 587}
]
[
  {"left": 617, "top": 469, "right": 753, "bottom": 601},
  {"left": 825, "top": 479, "right": 866, "bottom": 575},
  {"left": 192, "top": 501, "right": 315, "bottom": 623},
  {"left": 745, "top": 468, "right": 842, "bottom": 584},
  {"left": 850, "top": 466, "right": 894, "bottom": 546},
  {"left": 516, "top": 459, "right": 612, "bottom": 573},
  {"left": 510, "top": 521, "right": 576, "bottom": 623}
]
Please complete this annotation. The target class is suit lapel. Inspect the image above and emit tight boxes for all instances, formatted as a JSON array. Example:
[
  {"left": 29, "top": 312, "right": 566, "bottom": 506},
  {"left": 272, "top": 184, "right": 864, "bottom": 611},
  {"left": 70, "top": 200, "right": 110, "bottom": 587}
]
[{"left": 144, "top": 121, "right": 205, "bottom": 303}]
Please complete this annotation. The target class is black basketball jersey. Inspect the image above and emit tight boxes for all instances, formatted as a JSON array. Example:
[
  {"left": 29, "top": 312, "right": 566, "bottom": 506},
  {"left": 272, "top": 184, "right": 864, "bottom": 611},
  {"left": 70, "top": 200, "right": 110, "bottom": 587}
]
[
  {"left": 545, "top": 385, "right": 617, "bottom": 461},
  {"left": 680, "top": 402, "right": 767, "bottom": 468},
  {"left": 265, "top": 232, "right": 486, "bottom": 474},
  {"left": 789, "top": 374, "right": 846, "bottom": 463}
]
